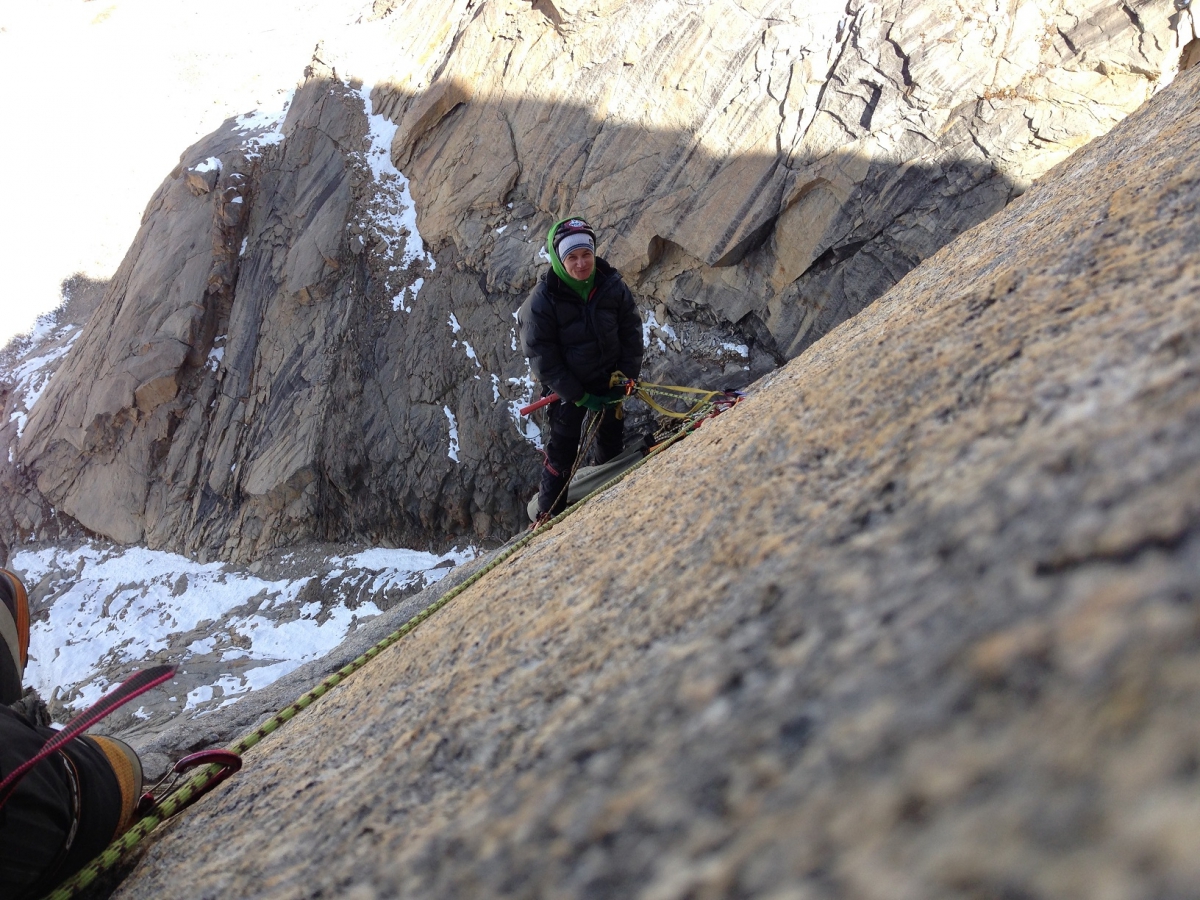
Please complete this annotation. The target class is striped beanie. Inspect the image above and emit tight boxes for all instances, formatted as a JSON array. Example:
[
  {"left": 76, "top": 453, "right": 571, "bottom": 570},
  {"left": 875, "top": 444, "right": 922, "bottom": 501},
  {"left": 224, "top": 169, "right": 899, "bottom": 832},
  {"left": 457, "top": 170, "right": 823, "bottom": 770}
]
[{"left": 552, "top": 218, "right": 596, "bottom": 260}]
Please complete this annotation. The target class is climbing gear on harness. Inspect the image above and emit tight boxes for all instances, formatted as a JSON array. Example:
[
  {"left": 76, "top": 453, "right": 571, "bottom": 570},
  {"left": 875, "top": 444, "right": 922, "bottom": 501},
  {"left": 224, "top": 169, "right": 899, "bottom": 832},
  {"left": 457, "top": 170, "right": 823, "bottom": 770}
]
[
  {"left": 522, "top": 373, "right": 742, "bottom": 521},
  {"left": 602, "top": 376, "right": 630, "bottom": 406},
  {"left": 635, "top": 381, "right": 731, "bottom": 421},
  {"left": 518, "top": 375, "right": 727, "bottom": 419}
]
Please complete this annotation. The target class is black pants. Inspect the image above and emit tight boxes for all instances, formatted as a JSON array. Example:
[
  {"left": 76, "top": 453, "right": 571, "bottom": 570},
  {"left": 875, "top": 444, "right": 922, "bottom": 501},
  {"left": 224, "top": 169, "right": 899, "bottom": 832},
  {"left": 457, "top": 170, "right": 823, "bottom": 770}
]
[
  {"left": 0, "top": 707, "right": 125, "bottom": 899},
  {"left": 538, "top": 402, "right": 624, "bottom": 516}
]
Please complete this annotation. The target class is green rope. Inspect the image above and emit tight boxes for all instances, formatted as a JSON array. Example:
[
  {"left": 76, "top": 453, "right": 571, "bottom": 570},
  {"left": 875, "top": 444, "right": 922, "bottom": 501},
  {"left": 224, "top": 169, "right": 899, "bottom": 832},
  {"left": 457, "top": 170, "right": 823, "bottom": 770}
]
[{"left": 41, "top": 403, "right": 719, "bottom": 900}]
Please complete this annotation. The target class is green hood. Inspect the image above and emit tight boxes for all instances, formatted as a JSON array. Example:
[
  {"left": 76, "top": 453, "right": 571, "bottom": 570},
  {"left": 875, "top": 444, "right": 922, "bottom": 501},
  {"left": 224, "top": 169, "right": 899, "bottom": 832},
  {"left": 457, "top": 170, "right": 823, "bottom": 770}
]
[{"left": 546, "top": 217, "right": 596, "bottom": 301}]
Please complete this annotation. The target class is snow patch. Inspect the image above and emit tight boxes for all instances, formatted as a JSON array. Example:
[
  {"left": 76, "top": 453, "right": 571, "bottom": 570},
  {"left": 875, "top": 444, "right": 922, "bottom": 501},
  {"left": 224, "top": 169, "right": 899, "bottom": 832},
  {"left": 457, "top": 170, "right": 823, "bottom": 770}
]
[
  {"left": 392, "top": 277, "right": 424, "bottom": 313},
  {"left": 188, "top": 636, "right": 216, "bottom": 655},
  {"left": 234, "top": 94, "right": 292, "bottom": 158},
  {"left": 444, "top": 405, "right": 460, "bottom": 462},
  {"left": 6, "top": 320, "right": 80, "bottom": 439},
  {"left": 11, "top": 538, "right": 473, "bottom": 717},
  {"left": 19, "top": 312, "right": 62, "bottom": 348},
  {"left": 507, "top": 372, "right": 544, "bottom": 450},
  {"left": 720, "top": 341, "right": 750, "bottom": 358},
  {"left": 185, "top": 684, "right": 215, "bottom": 711},
  {"left": 327, "top": 547, "right": 474, "bottom": 595},
  {"left": 448, "top": 313, "right": 481, "bottom": 368},
  {"left": 643, "top": 309, "right": 677, "bottom": 352},
  {"left": 351, "top": 84, "right": 435, "bottom": 274}
]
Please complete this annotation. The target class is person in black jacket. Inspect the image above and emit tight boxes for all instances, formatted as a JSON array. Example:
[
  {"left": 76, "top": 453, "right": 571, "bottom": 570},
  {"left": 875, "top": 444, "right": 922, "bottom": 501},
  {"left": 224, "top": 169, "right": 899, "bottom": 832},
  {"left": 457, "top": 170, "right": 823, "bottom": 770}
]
[
  {"left": 1, "top": 568, "right": 144, "bottom": 900},
  {"left": 520, "top": 217, "right": 643, "bottom": 519}
]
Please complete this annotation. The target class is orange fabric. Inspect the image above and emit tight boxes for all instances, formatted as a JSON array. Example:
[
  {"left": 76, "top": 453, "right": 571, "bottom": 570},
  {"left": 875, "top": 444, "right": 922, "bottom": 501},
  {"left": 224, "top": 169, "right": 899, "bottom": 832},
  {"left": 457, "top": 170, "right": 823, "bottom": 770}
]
[
  {"left": 88, "top": 736, "right": 142, "bottom": 836},
  {"left": 1, "top": 569, "right": 28, "bottom": 666}
]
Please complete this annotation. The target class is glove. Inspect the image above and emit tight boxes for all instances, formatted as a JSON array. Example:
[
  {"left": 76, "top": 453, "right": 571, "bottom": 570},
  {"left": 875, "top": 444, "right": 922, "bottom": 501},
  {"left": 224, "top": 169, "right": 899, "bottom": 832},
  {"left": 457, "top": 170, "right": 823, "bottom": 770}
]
[
  {"left": 574, "top": 392, "right": 606, "bottom": 412},
  {"left": 601, "top": 386, "right": 627, "bottom": 406}
]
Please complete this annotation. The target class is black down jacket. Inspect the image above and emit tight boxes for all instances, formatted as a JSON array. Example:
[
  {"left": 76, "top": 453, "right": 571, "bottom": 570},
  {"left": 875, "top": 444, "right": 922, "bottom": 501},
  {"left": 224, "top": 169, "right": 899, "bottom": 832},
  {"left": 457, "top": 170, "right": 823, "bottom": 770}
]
[{"left": 519, "top": 257, "right": 643, "bottom": 403}]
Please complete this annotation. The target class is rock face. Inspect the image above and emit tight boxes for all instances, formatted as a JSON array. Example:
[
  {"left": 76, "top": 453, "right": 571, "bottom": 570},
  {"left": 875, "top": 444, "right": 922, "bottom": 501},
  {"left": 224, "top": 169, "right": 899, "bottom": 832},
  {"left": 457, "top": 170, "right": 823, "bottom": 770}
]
[
  {"left": 16, "top": 74, "right": 527, "bottom": 560},
  {"left": 8, "top": 0, "right": 1192, "bottom": 559},
  {"left": 110, "top": 61, "right": 1200, "bottom": 900},
  {"left": 0, "top": 275, "right": 106, "bottom": 563},
  {"left": 381, "top": 0, "right": 1191, "bottom": 359}
]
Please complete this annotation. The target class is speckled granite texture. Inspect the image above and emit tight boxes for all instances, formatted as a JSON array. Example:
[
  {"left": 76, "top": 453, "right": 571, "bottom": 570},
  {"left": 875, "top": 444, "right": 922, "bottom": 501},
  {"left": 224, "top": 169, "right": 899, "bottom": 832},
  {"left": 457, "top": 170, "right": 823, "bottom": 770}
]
[{"left": 112, "top": 64, "right": 1200, "bottom": 900}]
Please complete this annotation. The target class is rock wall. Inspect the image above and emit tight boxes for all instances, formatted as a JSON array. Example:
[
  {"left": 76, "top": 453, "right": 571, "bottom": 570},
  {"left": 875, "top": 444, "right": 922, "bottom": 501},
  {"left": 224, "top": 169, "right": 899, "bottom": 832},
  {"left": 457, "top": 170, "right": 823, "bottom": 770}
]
[
  {"left": 377, "top": 0, "right": 1190, "bottom": 360},
  {"left": 8, "top": 0, "right": 1193, "bottom": 559},
  {"left": 111, "top": 60, "right": 1200, "bottom": 900},
  {"left": 16, "top": 73, "right": 537, "bottom": 561},
  {"left": 0, "top": 276, "right": 106, "bottom": 562}
]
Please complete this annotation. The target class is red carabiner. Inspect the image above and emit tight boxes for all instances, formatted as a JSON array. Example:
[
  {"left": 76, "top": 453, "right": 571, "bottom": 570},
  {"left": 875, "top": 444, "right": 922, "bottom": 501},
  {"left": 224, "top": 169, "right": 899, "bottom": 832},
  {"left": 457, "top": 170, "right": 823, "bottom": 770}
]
[{"left": 137, "top": 749, "right": 242, "bottom": 818}]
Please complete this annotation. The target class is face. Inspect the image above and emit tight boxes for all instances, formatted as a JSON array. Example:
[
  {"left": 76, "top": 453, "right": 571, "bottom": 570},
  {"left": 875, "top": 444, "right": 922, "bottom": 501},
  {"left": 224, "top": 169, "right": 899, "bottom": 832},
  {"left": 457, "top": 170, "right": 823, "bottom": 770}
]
[{"left": 563, "top": 247, "right": 595, "bottom": 281}]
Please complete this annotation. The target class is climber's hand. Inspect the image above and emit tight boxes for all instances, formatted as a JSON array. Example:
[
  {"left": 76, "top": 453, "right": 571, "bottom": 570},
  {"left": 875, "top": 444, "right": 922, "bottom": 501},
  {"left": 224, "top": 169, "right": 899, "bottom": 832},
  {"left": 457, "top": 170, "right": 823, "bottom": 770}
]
[
  {"left": 602, "top": 386, "right": 627, "bottom": 406},
  {"left": 574, "top": 393, "right": 606, "bottom": 412}
]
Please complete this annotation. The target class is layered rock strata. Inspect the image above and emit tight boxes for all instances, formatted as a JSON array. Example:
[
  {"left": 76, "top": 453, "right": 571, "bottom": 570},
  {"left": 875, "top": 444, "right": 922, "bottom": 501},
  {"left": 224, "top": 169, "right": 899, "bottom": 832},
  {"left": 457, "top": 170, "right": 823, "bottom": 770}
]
[
  {"left": 111, "top": 57, "right": 1200, "bottom": 900},
  {"left": 8, "top": 0, "right": 1191, "bottom": 557}
]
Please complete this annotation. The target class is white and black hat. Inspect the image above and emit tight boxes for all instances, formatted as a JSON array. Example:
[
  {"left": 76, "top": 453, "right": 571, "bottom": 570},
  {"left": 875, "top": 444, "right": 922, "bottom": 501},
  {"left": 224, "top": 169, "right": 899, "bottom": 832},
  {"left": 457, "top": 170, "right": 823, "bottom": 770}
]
[{"left": 552, "top": 218, "right": 596, "bottom": 259}]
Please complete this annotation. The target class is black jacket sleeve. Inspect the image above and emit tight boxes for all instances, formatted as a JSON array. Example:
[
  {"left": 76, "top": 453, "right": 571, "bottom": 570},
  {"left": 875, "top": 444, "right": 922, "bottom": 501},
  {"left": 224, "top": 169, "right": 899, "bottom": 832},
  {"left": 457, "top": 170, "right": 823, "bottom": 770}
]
[
  {"left": 520, "top": 280, "right": 586, "bottom": 403},
  {"left": 0, "top": 707, "right": 71, "bottom": 895},
  {"left": 616, "top": 281, "right": 643, "bottom": 382}
]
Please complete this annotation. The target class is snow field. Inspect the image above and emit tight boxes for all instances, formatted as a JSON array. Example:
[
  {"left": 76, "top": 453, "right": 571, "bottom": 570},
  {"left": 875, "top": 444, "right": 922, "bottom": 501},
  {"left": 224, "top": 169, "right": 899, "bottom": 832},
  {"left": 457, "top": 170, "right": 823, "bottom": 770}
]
[{"left": 13, "top": 540, "right": 474, "bottom": 716}]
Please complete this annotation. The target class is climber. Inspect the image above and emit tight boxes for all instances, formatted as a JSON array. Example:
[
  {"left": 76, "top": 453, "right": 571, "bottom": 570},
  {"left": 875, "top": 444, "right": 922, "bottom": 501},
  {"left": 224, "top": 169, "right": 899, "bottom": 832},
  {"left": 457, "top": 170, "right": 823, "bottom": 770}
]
[
  {"left": 0, "top": 568, "right": 145, "bottom": 900},
  {"left": 519, "top": 216, "right": 644, "bottom": 519}
]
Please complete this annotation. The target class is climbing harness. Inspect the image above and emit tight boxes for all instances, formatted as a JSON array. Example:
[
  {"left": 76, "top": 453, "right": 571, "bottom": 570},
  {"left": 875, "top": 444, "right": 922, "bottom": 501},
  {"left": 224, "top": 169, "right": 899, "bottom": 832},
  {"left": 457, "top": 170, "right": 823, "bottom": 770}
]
[{"left": 40, "top": 378, "right": 743, "bottom": 900}]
